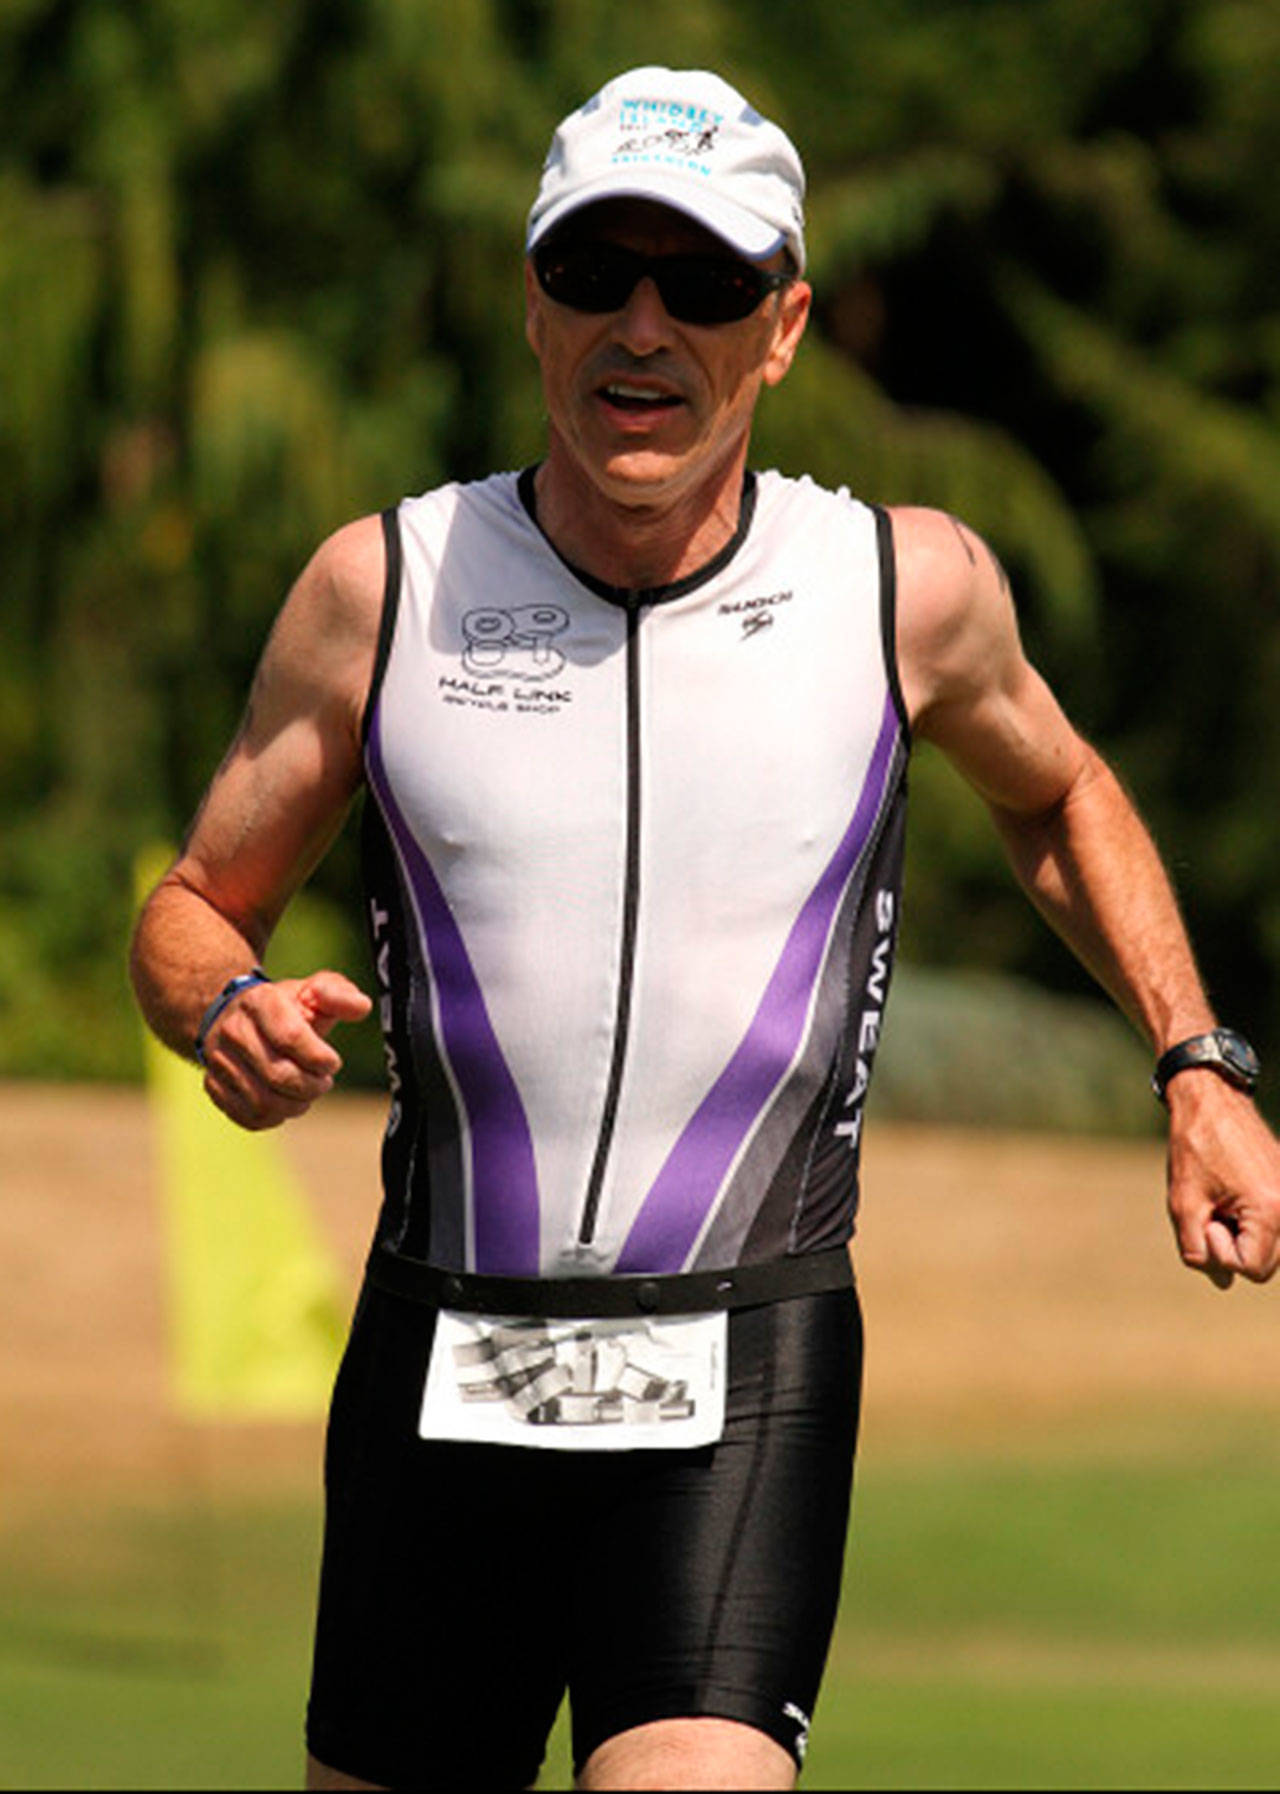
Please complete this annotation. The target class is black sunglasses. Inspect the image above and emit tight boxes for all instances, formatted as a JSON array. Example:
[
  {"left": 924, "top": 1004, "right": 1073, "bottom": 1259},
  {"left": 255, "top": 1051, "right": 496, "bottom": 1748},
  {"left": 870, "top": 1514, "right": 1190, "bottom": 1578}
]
[{"left": 533, "top": 240, "right": 791, "bottom": 326}]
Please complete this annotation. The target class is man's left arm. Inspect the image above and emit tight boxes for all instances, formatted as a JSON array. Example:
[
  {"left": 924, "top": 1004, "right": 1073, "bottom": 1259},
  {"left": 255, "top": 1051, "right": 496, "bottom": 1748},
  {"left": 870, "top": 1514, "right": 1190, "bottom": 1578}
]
[
  {"left": 989, "top": 747, "right": 1280, "bottom": 1288},
  {"left": 892, "top": 504, "right": 1280, "bottom": 1288}
]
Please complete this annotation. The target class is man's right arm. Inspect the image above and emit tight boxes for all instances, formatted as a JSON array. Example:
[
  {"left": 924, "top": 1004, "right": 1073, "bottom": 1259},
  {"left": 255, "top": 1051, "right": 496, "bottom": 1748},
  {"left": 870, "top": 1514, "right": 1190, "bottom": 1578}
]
[{"left": 130, "top": 515, "right": 383, "bottom": 1129}]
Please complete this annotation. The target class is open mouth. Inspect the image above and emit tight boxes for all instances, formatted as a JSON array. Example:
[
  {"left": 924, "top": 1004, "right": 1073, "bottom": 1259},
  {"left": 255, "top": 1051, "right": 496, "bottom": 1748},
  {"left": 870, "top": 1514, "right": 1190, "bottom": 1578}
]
[{"left": 598, "top": 381, "right": 683, "bottom": 414}]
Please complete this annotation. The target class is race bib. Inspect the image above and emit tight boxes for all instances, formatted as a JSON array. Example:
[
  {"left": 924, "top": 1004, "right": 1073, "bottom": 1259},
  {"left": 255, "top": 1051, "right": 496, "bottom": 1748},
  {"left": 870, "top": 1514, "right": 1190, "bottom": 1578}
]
[{"left": 419, "top": 1309, "right": 727, "bottom": 1451}]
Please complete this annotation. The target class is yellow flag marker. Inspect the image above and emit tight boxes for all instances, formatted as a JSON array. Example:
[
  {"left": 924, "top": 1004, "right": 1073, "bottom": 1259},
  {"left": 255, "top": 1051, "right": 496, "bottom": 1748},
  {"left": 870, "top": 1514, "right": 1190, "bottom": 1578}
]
[{"left": 136, "top": 848, "right": 348, "bottom": 1419}]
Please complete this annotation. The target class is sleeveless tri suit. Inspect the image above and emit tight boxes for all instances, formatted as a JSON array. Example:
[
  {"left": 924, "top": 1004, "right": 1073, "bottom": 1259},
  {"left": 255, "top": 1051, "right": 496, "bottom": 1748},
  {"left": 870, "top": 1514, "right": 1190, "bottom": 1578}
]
[
  {"left": 360, "top": 466, "right": 909, "bottom": 1285},
  {"left": 306, "top": 468, "right": 911, "bottom": 1786}
]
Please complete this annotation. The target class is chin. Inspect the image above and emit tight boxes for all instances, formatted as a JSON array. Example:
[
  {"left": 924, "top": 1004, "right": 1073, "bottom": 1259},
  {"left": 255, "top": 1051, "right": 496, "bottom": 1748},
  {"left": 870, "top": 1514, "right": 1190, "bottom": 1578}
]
[{"left": 593, "top": 449, "right": 689, "bottom": 504}]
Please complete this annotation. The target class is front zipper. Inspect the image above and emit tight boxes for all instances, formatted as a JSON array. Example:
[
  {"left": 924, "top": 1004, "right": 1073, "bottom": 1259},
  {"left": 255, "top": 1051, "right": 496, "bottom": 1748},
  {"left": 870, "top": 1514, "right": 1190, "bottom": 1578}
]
[{"left": 578, "top": 592, "right": 643, "bottom": 1245}]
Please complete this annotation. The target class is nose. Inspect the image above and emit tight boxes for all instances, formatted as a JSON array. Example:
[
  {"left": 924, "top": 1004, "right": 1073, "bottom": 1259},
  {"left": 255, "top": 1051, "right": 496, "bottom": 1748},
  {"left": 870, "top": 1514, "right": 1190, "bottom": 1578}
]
[{"left": 613, "top": 274, "right": 675, "bottom": 353}]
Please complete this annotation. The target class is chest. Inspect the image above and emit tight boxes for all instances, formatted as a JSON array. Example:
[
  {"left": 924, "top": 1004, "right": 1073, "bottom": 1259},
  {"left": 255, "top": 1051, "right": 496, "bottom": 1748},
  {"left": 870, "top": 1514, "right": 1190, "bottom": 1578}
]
[{"left": 374, "top": 536, "right": 887, "bottom": 881}]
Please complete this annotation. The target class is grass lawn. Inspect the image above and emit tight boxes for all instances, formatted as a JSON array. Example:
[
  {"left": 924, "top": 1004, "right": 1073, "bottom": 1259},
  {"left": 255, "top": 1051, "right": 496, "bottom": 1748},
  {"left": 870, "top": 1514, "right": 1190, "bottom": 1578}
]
[
  {"left": 804, "top": 1443, "right": 1280, "bottom": 1790},
  {"left": 2, "top": 1431, "right": 1278, "bottom": 1789},
  {"left": 0, "top": 1499, "right": 320, "bottom": 1789}
]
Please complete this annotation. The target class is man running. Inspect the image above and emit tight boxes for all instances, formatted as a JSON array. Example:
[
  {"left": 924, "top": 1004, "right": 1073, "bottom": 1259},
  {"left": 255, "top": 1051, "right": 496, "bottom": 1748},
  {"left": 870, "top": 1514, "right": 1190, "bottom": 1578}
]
[{"left": 131, "top": 66, "right": 1280, "bottom": 1792}]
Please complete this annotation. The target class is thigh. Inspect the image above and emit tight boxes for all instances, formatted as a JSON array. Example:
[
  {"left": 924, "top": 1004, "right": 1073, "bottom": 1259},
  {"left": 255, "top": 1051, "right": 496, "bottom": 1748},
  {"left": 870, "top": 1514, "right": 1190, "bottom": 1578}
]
[
  {"left": 568, "top": 1285, "right": 863, "bottom": 1777},
  {"left": 306, "top": 1286, "right": 571, "bottom": 1790},
  {"left": 579, "top": 1716, "right": 795, "bottom": 1790}
]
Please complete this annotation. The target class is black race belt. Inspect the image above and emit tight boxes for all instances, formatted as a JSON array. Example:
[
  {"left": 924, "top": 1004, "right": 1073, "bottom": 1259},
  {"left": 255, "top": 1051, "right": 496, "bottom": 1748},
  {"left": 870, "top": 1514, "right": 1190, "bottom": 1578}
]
[{"left": 365, "top": 1241, "right": 853, "bottom": 1319}]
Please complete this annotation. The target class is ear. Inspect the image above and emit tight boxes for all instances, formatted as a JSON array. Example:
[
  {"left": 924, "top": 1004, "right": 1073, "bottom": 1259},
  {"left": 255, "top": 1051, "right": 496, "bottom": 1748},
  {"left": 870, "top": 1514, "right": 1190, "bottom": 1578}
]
[
  {"left": 524, "top": 258, "right": 545, "bottom": 358},
  {"left": 762, "top": 279, "right": 812, "bottom": 388}
]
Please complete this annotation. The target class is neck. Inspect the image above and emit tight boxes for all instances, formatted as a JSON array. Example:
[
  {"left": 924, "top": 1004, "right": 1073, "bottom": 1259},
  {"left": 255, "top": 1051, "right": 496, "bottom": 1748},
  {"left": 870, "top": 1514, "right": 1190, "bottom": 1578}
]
[{"left": 532, "top": 434, "right": 751, "bottom": 590}]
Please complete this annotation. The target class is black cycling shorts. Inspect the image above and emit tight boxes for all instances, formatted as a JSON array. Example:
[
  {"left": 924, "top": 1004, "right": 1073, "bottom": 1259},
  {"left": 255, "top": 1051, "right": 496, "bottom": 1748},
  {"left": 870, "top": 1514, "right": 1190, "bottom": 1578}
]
[{"left": 306, "top": 1275, "right": 862, "bottom": 1789}]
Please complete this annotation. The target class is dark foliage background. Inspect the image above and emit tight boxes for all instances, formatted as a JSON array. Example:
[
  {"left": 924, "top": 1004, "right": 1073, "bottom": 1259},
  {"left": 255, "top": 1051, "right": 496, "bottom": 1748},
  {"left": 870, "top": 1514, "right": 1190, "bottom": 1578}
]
[{"left": 3, "top": 0, "right": 1277, "bottom": 1120}]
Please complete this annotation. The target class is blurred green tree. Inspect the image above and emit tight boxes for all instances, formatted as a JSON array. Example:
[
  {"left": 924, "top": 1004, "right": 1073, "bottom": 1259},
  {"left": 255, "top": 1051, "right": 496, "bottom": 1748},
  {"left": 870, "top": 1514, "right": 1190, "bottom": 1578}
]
[{"left": 0, "top": 0, "right": 1276, "bottom": 1116}]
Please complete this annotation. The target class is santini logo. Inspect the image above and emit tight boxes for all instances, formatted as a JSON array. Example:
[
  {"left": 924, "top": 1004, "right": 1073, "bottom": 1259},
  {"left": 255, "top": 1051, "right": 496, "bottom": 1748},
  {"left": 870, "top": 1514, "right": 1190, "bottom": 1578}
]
[{"left": 717, "top": 589, "right": 793, "bottom": 640}]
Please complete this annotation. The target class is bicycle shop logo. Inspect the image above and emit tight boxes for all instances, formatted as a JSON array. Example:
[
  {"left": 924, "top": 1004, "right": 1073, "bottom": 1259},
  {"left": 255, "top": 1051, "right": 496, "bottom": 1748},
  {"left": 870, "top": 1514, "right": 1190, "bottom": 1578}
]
[
  {"left": 461, "top": 604, "right": 570, "bottom": 681},
  {"left": 614, "top": 99, "right": 722, "bottom": 174}
]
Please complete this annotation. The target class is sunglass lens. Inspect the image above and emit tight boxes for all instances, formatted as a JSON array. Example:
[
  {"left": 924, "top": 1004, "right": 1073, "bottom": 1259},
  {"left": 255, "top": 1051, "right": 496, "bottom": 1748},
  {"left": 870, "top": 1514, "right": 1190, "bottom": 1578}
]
[
  {"left": 535, "top": 243, "right": 779, "bottom": 325},
  {"left": 535, "top": 243, "right": 636, "bottom": 312},
  {"left": 659, "top": 259, "right": 768, "bottom": 324}
]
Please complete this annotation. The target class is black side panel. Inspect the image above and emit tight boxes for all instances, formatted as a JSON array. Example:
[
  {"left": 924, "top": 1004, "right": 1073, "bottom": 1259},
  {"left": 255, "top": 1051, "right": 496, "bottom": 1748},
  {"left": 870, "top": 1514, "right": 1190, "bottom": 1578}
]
[
  {"left": 737, "top": 776, "right": 908, "bottom": 1262},
  {"left": 790, "top": 783, "right": 907, "bottom": 1251},
  {"left": 871, "top": 504, "right": 911, "bottom": 742},
  {"left": 360, "top": 794, "right": 469, "bottom": 1265},
  {"left": 361, "top": 505, "right": 404, "bottom": 747},
  {"left": 360, "top": 794, "right": 420, "bottom": 1251}
]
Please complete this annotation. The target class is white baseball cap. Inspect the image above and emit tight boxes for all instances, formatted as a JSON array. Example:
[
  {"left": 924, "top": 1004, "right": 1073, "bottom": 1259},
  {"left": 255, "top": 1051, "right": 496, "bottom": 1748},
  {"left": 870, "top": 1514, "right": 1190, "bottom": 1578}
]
[{"left": 526, "top": 67, "right": 807, "bottom": 271}]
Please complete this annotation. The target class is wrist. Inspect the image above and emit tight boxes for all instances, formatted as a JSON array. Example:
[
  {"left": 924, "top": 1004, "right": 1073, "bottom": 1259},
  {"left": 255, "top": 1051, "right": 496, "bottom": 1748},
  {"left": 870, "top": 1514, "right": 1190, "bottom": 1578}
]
[
  {"left": 1152, "top": 1011, "right": 1218, "bottom": 1055},
  {"left": 194, "top": 968, "right": 271, "bottom": 1065}
]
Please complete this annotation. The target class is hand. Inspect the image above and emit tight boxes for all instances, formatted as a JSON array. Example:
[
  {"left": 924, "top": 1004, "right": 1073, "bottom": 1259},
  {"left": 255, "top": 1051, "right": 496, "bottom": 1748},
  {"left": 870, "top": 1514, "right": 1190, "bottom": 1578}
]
[
  {"left": 1165, "top": 1076, "right": 1280, "bottom": 1288},
  {"left": 200, "top": 969, "right": 373, "bottom": 1130}
]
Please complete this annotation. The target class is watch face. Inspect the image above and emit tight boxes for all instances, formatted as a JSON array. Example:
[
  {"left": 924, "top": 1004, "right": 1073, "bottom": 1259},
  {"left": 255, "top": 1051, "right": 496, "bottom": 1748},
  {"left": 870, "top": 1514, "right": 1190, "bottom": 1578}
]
[{"left": 1218, "top": 1030, "right": 1261, "bottom": 1084}]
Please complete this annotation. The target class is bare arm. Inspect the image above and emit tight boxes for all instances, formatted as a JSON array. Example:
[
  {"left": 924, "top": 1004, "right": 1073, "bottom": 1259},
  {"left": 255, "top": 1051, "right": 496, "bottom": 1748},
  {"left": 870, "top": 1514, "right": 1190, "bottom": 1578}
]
[
  {"left": 130, "top": 516, "right": 382, "bottom": 1128},
  {"left": 893, "top": 505, "right": 1280, "bottom": 1286}
]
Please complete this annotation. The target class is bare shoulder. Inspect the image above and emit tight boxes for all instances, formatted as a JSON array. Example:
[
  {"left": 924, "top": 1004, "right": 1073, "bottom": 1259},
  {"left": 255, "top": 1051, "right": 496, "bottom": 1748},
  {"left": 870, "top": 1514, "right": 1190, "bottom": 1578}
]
[
  {"left": 170, "top": 513, "right": 388, "bottom": 934},
  {"left": 888, "top": 505, "right": 1086, "bottom": 811},
  {"left": 890, "top": 503, "right": 1006, "bottom": 587},
  {"left": 272, "top": 513, "right": 386, "bottom": 663},
  {"left": 309, "top": 511, "right": 387, "bottom": 607},
  {"left": 890, "top": 505, "right": 1009, "bottom": 666},
  {"left": 887, "top": 505, "right": 1018, "bottom": 729},
  {"left": 254, "top": 512, "right": 387, "bottom": 747}
]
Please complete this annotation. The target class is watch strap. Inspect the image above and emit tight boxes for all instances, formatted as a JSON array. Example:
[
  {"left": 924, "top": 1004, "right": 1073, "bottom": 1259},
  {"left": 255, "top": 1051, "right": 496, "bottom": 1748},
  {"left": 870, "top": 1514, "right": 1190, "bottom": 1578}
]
[{"left": 1152, "top": 1029, "right": 1258, "bottom": 1103}]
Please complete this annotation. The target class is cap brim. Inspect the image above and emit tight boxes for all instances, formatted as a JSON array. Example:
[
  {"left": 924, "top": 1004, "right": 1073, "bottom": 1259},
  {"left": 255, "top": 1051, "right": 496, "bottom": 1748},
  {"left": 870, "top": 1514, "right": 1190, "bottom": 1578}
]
[{"left": 527, "top": 169, "right": 787, "bottom": 263}]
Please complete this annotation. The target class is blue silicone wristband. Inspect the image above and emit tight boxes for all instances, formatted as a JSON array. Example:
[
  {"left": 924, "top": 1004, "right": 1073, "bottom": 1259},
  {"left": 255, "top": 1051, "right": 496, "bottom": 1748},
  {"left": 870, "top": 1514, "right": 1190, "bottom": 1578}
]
[{"left": 194, "top": 969, "right": 271, "bottom": 1066}]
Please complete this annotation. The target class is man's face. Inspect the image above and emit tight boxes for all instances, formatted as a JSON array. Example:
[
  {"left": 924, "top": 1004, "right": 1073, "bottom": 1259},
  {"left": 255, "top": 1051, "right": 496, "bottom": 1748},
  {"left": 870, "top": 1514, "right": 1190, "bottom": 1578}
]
[{"left": 524, "top": 199, "right": 811, "bottom": 510}]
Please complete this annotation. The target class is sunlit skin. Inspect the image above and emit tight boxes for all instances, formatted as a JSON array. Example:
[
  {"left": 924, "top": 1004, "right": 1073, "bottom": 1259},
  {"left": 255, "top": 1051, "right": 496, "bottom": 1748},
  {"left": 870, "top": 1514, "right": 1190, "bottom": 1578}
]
[
  {"left": 524, "top": 198, "right": 811, "bottom": 589},
  {"left": 132, "top": 164, "right": 1280, "bottom": 1794}
]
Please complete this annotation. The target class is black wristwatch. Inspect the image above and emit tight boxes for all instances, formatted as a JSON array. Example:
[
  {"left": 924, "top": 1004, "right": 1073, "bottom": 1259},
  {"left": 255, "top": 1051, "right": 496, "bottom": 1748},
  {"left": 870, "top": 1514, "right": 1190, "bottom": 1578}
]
[{"left": 1152, "top": 1028, "right": 1260, "bottom": 1104}]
